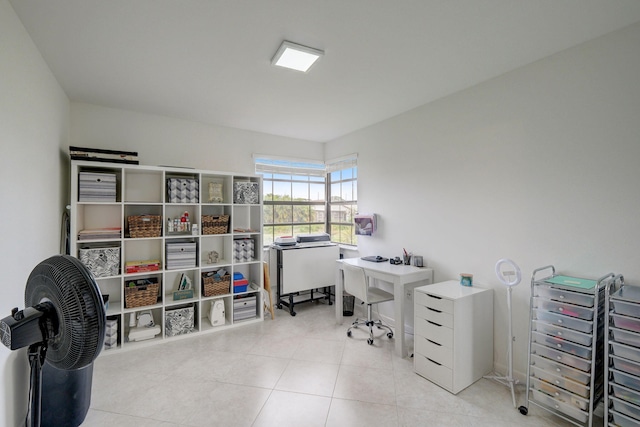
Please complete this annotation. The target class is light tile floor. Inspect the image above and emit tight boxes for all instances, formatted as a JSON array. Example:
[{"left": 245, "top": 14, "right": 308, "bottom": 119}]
[{"left": 84, "top": 302, "right": 601, "bottom": 426}]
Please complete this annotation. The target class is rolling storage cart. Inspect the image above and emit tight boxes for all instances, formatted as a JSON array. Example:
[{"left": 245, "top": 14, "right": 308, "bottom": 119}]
[
  {"left": 604, "top": 275, "right": 640, "bottom": 427},
  {"left": 519, "top": 265, "right": 613, "bottom": 427}
]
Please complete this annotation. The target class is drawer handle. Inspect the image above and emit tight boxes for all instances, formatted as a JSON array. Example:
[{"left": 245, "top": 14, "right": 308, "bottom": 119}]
[
  {"left": 556, "top": 344, "right": 562, "bottom": 348},
  {"left": 556, "top": 332, "right": 562, "bottom": 336},
  {"left": 426, "top": 357, "right": 442, "bottom": 366},
  {"left": 427, "top": 294, "right": 442, "bottom": 300},
  {"left": 427, "top": 320, "right": 442, "bottom": 327},
  {"left": 427, "top": 339, "right": 441, "bottom": 346},
  {"left": 427, "top": 307, "right": 442, "bottom": 313},
  {"left": 557, "top": 319, "right": 563, "bottom": 324},
  {"left": 558, "top": 307, "right": 564, "bottom": 312}
]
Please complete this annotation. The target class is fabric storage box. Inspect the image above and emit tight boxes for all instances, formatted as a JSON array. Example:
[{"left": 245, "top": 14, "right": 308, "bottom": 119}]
[
  {"left": 233, "top": 238, "right": 255, "bottom": 262},
  {"left": 165, "top": 305, "right": 195, "bottom": 337},
  {"left": 233, "top": 295, "right": 256, "bottom": 321},
  {"left": 166, "top": 242, "right": 197, "bottom": 270},
  {"left": 78, "top": 171, "right": 117, "bottom": 202},
  {"left": 79, "top": 246, "right": 120, "bottom": 278},
  {"left": 167, "top": 178, "right": 199, "bottom": 203},
  {"left": 233, "top": 181, "right": 259, "bottom": 204}
]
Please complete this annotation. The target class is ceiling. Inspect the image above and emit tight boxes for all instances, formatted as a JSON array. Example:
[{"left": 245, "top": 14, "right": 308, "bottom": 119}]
[{"left": 10, "top": 1, "right": 640, "bottom": 142}]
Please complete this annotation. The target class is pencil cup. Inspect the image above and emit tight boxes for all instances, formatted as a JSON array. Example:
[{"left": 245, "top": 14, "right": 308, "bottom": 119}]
[{"left": 403, "top": 255, "right": 412, "bottom": 265}]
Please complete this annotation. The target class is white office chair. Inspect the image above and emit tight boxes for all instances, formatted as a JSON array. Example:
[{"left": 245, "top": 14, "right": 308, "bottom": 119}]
[{"left": 343, "top": 263, "right": 394, "bottom": 345}]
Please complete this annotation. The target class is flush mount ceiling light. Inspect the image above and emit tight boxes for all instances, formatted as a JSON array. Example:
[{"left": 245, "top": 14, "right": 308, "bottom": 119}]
[{"left": 271, "top": 41, "right": 324, "bottom": 73}]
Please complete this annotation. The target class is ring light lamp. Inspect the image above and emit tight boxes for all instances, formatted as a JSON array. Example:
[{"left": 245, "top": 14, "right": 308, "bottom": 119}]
[
  {"left": 495, "top": 258, "right": 521, "bottom": 287},
  {"left": 484, "top": 258, "right": 521, "bottom": 409}
]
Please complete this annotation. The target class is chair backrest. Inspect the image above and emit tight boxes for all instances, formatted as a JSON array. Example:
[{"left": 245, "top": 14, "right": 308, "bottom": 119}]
[{"left": 343, "top": 263, "right": 369, "bottom": 303}]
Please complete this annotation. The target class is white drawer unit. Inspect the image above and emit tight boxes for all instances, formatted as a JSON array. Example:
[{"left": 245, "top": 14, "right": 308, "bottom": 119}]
[
  {"left": 605, "top": 279, "right": 640, "bottom": 427},
  {"left": 520, "top": 266, "right": 612, "bottom": 427},
  {"left": 413, "top": 280, "right": 493, "bottom": 394}
]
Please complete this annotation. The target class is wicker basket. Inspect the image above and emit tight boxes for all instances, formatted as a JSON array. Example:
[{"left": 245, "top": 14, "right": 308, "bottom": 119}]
[
  {"left": 125, "top": 282, "right": 159, "bottom": 308},
  {"left": 128, "top": 215, "right": 162, "bottom": 238},
  {"left": 202, "top": 215, "right": 229, "bottom": 235},
  {"left": 202, "top": 273, "right": 231, "bottom": 297}
]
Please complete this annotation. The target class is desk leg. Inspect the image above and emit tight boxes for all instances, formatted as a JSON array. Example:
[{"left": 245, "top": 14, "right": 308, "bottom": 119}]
[
  {"left": 394, "top": 280, "right": 406, "bottom": 358},
  {"left": 335, "top": 265, "right": 343, "bottom": 325}
]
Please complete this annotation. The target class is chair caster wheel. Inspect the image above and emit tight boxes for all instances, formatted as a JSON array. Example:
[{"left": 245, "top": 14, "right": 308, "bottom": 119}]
[
  {"left": 518, "top": 406, "right": 528, "bottom": 416},
  {"left": 387, "top": 332, "right": 393, "bottom": 339},
  {"left": 347, "top": 331, "right": 352, "bottom": 337},
  {"left": 367, "top": 338, "right": 373, "bottom": 345}
]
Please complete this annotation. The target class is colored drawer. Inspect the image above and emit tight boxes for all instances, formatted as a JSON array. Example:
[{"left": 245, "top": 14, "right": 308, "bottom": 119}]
[
  {"left": 610, "top": 410, "right": 640, "bottom": 427},
  {"left": 611, "top": 382, "right": 640, "bottom": 407},
  {"left": 530, "top": 389, "right": 588, "bottom": 423},
  {"left": 611, "top": 396, "right": 640, "bottom": 421},
  {"left": 612, "top": 369, "right": 640, "bottom": 392},
  {"left": 533, "top": 297, "right": 594, "bottom": 321},
  {"left": 534, "top": 309, "right": 593, "bottom": 334},
  {"left": 532, "top": 320, "right": 593, "bottom": 347},
  {"left": 531, "top": 343, "right": 591, "bottom": 372},
  {"left": 614, "top": 300, "right": 640, "bottom": 319},
  {"left": 534, "top": 284, "right": 595, "bottom": 307},
  {"left": 611, "top": 355, "right": 640, "bottom": 377},
  {"left": 611, "top": 327, "right": 640, "bottom": 348},
  {"left": 530, "top": 366, "right": 590, "bottom": 398},
  {"left": 612, "top": 313, "right": 640, "bottom": 334},
  {"left": 531, "top": 331, "right": 592, "bottom": 359},
  {"left": 530, "top": 354, "right": 591, "bottom": 385},
  {"left": 529, "top": 377, "right": 589, "bottom": 410},
  {"left": 611, "top": 341, "right": 640, "bottom": 364}
]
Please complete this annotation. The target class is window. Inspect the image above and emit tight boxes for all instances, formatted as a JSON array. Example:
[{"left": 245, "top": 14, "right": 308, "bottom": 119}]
[
  {"left": 255, "top": 155, "right": 357, "bottom": 246},
  {"left": 256, "top": 156, "right": 327, "bottom": 246},
  {"left": 327, "top": 156, "right": 358, "bottom": 246}
]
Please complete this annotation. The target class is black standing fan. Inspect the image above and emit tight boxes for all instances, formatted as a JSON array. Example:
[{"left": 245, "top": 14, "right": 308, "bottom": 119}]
[{"left": 0, "top": 255, "right": 106, "bottom": 427}]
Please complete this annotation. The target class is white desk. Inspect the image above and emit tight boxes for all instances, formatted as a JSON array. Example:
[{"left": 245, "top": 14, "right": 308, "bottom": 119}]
[{"left": 335, "top": 258, "right": 434, "bottom": 357}]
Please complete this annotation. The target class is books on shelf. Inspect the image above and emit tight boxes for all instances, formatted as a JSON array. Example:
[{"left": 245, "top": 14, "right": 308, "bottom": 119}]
[
  {"left": 78, "top": 227, "right": 122, "bottom": 240},
  {"left": 125, "top": 259, "right": 161, "bottom": 274}
]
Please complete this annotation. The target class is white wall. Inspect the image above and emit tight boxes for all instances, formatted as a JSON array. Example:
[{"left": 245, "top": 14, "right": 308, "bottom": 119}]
[
  {"left": 70, "top": 103, "right": 325, "bottom": 175},
  {"left": 0, "top": 1, "right": 70, "bottom": 426},
  {"left": 326, "top": 22, "right": 640, "bottom": 380}
]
